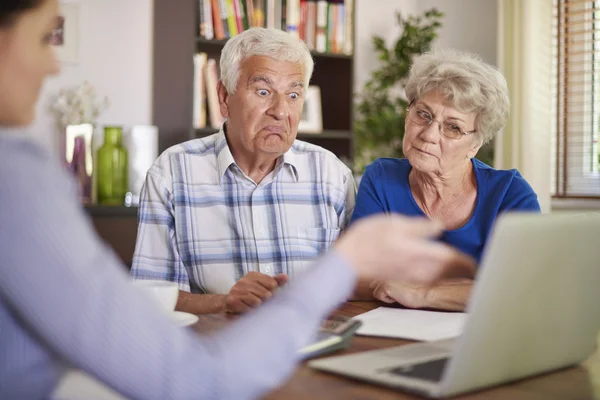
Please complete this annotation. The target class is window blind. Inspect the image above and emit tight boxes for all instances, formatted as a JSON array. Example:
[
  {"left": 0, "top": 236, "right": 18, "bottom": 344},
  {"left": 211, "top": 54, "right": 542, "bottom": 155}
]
[{"left": 553, "top": 0, "right": 600, "bottom": 197}]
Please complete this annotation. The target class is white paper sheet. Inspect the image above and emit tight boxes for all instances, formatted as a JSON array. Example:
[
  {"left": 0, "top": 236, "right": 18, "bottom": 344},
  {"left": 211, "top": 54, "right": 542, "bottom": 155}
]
[{"left": 353, "top": 307, "right": 467, "bottom": 342}]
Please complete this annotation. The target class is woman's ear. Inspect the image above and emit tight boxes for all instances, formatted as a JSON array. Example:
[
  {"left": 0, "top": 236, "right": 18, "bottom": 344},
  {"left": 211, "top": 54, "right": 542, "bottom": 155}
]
[{"left": 468, "top": 135, "right": 485, "bottom": 159}]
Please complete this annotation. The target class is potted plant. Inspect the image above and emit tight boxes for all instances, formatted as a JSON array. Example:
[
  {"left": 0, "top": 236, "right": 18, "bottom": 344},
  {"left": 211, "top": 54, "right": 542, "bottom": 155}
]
[{"left": 354, "top": 9, "right": 444, "bottom": 174}]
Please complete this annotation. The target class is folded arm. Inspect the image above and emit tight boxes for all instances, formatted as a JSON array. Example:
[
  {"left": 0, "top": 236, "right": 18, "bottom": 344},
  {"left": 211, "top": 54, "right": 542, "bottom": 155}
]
[
  {"left": 373, "top": 279, "right": 474, "bottom": 311},
  {"left": 176, "top": 291, "right": 227, "bottom": 314}
]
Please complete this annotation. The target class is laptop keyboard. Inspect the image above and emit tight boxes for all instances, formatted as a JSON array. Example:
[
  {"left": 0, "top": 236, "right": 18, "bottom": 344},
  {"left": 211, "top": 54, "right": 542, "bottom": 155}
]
[
  {"left": 387, "top": 358, "right": 449, "bottom": 382},
  {"left": 381, "top": 344, "right": 450, "bottom": 359}
]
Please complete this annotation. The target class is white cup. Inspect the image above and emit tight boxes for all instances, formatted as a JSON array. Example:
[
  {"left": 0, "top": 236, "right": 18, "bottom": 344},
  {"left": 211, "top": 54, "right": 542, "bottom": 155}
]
[{"left": 132, "top": 280, "right": 179, "bottom": 314}]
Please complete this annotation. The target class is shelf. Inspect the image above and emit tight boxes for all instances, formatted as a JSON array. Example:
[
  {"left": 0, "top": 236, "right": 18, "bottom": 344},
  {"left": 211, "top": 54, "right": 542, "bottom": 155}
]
[
  {"left": 196, "top": 37, "right": 353, "bottom": 59},
  {"left": 84, "top": 205, "right": 138, "bottom": 218},
  {"left": 194, "top": 128, "right": 352, "bottom": 140},
  {"left": 298, "top": 130, "right": 352, "bottom": 139}
]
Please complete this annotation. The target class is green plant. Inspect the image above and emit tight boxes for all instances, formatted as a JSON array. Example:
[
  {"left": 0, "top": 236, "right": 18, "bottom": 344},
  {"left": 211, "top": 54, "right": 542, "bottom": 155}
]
[{"left": 353, "top": 9, "right": 444, "bottom": 174}]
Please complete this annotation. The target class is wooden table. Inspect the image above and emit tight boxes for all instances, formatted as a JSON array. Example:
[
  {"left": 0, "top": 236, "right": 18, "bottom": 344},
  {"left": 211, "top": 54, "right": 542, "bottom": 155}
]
[{"left": 192, "top": 301, "right": 600, "bottom": 400}]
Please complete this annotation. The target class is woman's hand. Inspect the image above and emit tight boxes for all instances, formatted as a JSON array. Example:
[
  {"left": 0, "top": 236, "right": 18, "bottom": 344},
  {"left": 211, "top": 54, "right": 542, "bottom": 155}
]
[
  {"left": 370, "top": 281, "right": 431, "bottom": 308},
  {"left": 370, "top": 278, "right": 475, "bottom": 311}
]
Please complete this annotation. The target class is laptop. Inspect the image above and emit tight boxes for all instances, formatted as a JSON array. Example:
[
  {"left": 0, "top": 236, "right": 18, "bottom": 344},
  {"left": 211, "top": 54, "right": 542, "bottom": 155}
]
[{"left": 309, "top": 212, "right": 600, "bottom": 398}]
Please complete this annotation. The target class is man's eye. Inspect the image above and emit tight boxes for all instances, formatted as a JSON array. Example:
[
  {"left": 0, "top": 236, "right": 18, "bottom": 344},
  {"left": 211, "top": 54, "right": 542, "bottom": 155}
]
[
  {"left": 289, "top": 92, "right": 299, "bottom": 100},
  {"left": 257, "top": 89, "right": 269, "bottom": 96}
]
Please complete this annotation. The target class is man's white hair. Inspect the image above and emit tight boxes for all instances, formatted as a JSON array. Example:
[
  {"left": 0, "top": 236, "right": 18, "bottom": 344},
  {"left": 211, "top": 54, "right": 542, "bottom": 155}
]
[
  {"left": 404, "top": 48, "right": 510, "bottom": 144},
  {"left": 219, "top": 27, "right": 314, "bottom": 94}
]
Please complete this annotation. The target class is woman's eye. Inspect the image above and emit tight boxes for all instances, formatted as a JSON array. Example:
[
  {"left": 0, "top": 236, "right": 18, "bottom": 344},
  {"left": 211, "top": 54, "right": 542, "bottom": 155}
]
[
  {"left": 43, "top": 33, "right": 54, "bottom": 44},
  {"left": 416, "top": 110, "right": 432, "bottom": 120},
  {"left": 447, "top": 124, "right": 461, "bottom": 133}
]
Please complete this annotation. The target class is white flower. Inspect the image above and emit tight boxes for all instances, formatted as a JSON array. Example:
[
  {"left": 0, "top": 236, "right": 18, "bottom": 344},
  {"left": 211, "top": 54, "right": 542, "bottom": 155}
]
[{"left": 50, "top": 81, "right": 109, "bottom": 127}]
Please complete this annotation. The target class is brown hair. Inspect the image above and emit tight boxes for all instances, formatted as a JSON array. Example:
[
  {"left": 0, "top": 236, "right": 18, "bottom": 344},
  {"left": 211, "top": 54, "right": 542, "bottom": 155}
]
[{"left": 0, "top": 0, "right": 44, "bottom": 28}]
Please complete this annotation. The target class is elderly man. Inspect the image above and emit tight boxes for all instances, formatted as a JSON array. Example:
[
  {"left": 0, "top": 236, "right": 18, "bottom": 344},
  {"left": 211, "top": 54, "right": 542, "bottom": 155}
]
[{"left": 131, "top": 28, "right": 356, "bottom": 314}]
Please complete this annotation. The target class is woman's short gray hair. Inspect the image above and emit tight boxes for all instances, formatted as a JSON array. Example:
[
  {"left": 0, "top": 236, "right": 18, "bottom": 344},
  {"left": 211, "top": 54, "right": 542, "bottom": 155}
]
[
  {"left": 404, "top": 48, "right": 510, "bottom": 143},
  {"left": 220, "top": 27, "right": 314, "bottom": 94}
]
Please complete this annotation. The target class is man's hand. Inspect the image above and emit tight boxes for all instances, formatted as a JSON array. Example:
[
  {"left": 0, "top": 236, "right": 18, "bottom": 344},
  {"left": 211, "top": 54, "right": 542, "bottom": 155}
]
[
  {"left": 335, "top": 215, "right": 476, "bottom": 286},
  {"left": 224, "top": 272, "right": 288, "bottom": 314}
]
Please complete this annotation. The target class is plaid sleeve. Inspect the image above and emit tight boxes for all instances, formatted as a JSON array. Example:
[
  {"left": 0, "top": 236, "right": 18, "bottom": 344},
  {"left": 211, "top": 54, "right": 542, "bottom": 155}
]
[
  {"left": 340, "top": 169, "right": 357, "bottom": 230},
  {"left": 130, "top": 169, "right": 191, "bottom": 292}
]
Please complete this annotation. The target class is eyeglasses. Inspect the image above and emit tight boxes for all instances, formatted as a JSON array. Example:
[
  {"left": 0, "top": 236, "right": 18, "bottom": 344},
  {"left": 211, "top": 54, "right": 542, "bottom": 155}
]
[{"left": 406, "top": 104, "right": 476, "bottom": 140}]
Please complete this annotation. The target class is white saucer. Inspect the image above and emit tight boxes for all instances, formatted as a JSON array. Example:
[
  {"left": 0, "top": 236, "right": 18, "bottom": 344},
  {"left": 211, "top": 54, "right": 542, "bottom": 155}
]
[{"left": 171, "top": 311, "right": 199, "bottom": 327}]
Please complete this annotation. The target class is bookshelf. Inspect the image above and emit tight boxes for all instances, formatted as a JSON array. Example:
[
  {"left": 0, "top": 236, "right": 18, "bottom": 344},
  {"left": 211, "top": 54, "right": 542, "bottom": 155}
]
[
  {"left": 152, "top": 0, "right": 356, "bottom": 164},
  {"left": 86, "top": 0, "right": 355, "bottom": 264}
]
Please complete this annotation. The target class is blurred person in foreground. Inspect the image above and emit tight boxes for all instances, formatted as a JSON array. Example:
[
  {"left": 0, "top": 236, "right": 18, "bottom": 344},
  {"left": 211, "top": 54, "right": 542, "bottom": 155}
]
[
  {"left": 0, "top": 1, "right": 475, "bottom": 399},
  {"left": 351, "top": 49, "right": 540, "bottom": 311}
]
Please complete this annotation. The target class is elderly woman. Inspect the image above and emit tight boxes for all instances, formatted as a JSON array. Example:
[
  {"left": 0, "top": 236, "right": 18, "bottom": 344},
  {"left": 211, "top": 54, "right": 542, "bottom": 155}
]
[{"left": 351, "top": 49, "right": 540, "bottom": 311}]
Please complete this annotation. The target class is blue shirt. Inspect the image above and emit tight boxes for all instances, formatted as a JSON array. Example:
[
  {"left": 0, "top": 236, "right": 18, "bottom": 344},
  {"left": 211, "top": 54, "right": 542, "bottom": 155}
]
[
  {"left": 351, "top": 158, "right": 541, "bottom": 262},
  {"left": 131, "top": 129, "right": 356, "bottom": 294},
  {"left": 0, "top": 135, "right": 356, "bottom": 400}
]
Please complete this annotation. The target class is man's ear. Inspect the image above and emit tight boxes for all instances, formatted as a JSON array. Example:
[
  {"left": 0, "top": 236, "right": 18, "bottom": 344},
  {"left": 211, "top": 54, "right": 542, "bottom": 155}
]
[{"left": 217, "top": 80, "right": 230, "bottom": 118}]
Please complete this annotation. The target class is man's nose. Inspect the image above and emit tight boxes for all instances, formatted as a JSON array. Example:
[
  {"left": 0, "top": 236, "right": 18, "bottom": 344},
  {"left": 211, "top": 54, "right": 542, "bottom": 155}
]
[{"left": 267, "top": 95, "right": 288, "bottom": 119}]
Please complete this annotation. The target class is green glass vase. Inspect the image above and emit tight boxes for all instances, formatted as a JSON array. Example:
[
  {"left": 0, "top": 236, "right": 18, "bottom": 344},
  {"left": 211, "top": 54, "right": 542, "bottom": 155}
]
[{"left": 96, "top": 126, "right": 128, "bottom": 205}]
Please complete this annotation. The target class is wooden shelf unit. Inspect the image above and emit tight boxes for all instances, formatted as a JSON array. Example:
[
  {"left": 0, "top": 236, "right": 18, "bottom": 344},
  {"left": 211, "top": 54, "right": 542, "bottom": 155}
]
[{"left": 152, "top": 0, "right": 355, "bottom": 162}]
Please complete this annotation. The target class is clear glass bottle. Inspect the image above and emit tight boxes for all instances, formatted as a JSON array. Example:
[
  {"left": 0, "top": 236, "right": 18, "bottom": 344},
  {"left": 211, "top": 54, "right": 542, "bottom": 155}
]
[{"left": 96, "top": 126, "right": 128, "bottom": 205}]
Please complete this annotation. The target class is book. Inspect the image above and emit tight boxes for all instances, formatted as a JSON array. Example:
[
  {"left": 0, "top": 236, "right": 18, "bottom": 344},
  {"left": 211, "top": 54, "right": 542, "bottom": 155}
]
[
  {"left": 286, "top": 0, "right": 300, "bottom": 39},
  {"left": 343, "top": 0, "right": 353, "bottom": 55},
  {"left": 315, "top": 0, "right": 328, "bottom": 53},
  {"left": 225, "top": 0, "right": 238, "bottom": 36},
  {"left": 199, "top": 0, "right": 215, "bottom": 39},
  {"left": 193, "top": 53, "right": 207, "bottom": 129},
  {"left": 212, "top": 0, "right": 226, "bottom": 39},
  {"left": 205, "top": 58, "right": 225, "bottom": 129},
  {"left": 219, "top": 0, "right": 230, "bottom": 38}
]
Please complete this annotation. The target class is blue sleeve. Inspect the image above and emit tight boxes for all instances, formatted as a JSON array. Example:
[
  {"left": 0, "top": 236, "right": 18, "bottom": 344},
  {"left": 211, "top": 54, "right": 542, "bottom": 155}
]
[
  {"left": 500, "top": 171, "right": 541, "bottom": 213},
  {"left": 350, "top": 162, "right": 387, "bottom": 224}
]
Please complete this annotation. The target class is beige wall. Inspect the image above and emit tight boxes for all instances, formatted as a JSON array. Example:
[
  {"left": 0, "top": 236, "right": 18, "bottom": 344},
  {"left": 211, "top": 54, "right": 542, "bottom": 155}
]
[
  {"left": 354, "top": 0, "right": 498, "bottom": 94},
  {"left": 30, "top": 0, "right": 154, "bottom": 155}
]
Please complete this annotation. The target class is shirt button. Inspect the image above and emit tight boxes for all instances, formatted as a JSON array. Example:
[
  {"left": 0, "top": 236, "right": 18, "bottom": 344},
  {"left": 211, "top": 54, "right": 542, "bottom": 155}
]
[
  {"left": 259, "top": 227, "right": 265, "bottom": 234},
  {"left": 265, "top": 267, "right": 271, "bottom": 273}
]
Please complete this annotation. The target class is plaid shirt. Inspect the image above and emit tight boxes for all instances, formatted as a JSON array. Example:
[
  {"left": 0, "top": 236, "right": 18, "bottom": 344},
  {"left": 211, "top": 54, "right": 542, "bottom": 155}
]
[{"left": 131, "top": 130, "right": 356, "bottom": 294}]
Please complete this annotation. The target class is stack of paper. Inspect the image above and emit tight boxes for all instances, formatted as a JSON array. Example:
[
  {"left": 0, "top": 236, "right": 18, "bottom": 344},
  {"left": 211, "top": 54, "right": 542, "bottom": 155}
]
[{"left": 353, "top": 307, "right": 467, "bottom": 342}]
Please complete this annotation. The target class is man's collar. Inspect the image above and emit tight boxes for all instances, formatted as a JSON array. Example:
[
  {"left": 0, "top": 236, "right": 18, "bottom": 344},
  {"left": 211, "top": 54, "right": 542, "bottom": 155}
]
[
  {"left": 215, "top": 124, "right": 299, "bottom": 184},
  {"left": 215, "top": 128, "right": 236, "bottom": 183},
  {"left": 282, "top": 147, "right": 299, "bottom": 182}
]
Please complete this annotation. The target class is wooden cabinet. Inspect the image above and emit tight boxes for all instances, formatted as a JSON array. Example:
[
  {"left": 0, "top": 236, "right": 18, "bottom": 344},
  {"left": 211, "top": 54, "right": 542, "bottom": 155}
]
[{"left": 86, "top": 206, "right": 138, "bottom": 268}]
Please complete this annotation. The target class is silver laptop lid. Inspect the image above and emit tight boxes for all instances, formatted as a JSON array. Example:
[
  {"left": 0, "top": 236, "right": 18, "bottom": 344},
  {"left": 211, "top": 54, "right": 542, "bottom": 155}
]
[{"left": 440, "top": 212, "right": 600, "bottom": 396}]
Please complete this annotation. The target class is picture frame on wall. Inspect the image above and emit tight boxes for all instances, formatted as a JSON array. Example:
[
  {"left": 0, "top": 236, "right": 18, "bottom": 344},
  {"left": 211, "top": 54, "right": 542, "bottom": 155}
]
[
  {"left": 299, "top": 86, "right": 323, "bottom": 134},
  {"left": 52, "top": 3, "right": 80, "bottom": 64}
]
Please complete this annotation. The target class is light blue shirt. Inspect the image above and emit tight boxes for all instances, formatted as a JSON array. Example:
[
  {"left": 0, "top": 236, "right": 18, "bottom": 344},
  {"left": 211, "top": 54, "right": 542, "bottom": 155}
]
[
  {"left": 0, "top": 135, "right": 357, "bottom": 399},
  {"left": 131, "top": 129, "right": 356, "bottom": 294}
]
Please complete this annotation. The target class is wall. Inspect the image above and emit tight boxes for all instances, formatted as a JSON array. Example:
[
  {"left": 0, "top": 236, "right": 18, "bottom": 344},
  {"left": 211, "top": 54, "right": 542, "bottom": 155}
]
[
  {"left": 417, "top": 0, "right": 498, "bottom": 66},
  {"left": 30, "top": 0, "right": 154, "bottom": 155},
  {"left": 354, "top": 0, "right": 418, "bottom": 92},
  {"left": 354, "top": 0, "right": 498, "bottom": 93},
  {"left": 34, "top": 0, "right": 496, "bottom": 155}
]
